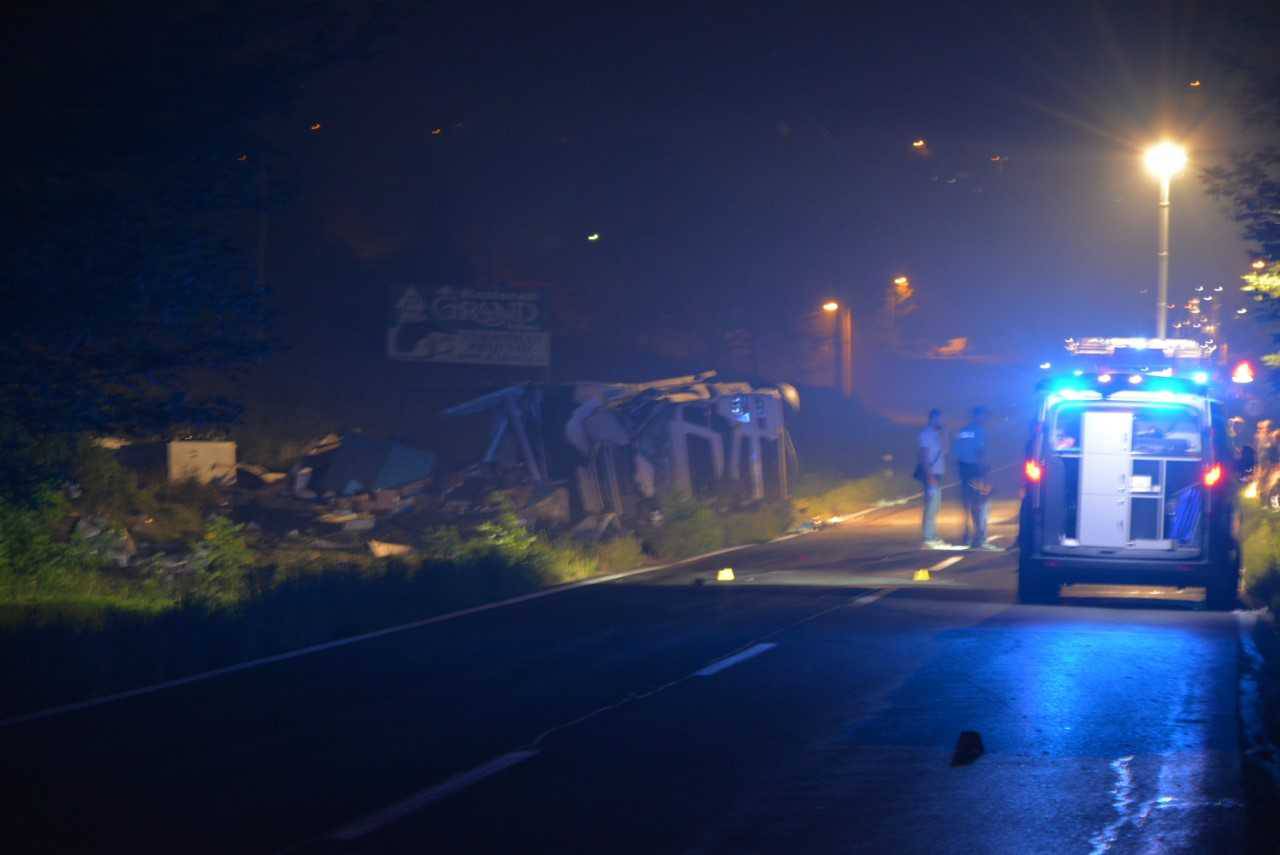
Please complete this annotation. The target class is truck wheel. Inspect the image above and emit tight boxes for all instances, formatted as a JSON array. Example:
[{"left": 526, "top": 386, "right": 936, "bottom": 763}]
[{"left": 1017, "top": 556, "right": 1058, "bottom": 605}]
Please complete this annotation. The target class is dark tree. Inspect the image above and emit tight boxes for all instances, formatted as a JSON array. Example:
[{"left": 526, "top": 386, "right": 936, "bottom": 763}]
[
  {"left": 2, "top": 2, "right": 399, "bottom": 441},
  {"left": 1200, "top": 15, "right": 1280, "bottom": 261}
]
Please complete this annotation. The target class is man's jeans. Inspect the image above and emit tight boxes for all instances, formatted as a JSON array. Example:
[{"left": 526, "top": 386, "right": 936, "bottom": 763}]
[
  {"left": 960, "top": 476, "right": 989, "bottom": 546},
  {"left": 922, "top": 483, "right": 941, "bottom": 542}
]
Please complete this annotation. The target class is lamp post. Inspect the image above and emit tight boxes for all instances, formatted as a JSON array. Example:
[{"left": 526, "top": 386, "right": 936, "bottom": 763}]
[
  {"left": 1143, "top": 141, "right": 1188, "bottom": 338},
  {"left": 822, "top": 300, "right": 854, "bottom": 398}
]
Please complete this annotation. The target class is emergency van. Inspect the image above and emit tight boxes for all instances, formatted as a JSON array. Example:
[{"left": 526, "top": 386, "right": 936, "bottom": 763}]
[{"left": 1017, "top": 338, "right": 1255, "bottom": 608}]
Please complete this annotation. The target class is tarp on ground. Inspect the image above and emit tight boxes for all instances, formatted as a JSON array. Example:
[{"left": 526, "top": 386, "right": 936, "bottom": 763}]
[{"left": 308, "top": 435, "right": 435, "bottom": 496}]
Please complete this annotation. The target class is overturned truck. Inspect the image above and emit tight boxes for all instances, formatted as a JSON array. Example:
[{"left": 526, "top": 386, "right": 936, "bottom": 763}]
[{"left": 445, "top": 371, "right": 799, "bottom": 526}]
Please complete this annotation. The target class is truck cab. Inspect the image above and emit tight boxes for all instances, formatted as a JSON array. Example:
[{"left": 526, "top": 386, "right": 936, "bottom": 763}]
[{"left": 1017, "top": 338, "right": 1251, "bottom": 608}]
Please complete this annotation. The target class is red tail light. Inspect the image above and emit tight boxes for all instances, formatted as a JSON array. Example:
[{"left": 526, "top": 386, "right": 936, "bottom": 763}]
[
  {"left": 1024, "top": 460, "right": 1043, "bottom": 483},
  {"left": 1203, "top": 463, "right": 1223, "bottom": 487}
]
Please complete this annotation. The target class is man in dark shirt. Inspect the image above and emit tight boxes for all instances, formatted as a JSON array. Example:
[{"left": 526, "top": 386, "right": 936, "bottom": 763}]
[{"left": 954, "top": 406, "right": 999, "bottom": 550}]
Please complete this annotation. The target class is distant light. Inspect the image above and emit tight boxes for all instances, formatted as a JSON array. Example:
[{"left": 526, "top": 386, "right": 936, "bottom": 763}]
[
  {"left": 1098, "top": 373, "right": 1112, "bottom": 384},
  {"left": 586, "top": 233, "right": 600, "bottom": 242},
  {"left": 237, "top": 153, "right": 248, "bottom": 162},
  {"left": 1213, "top": 285, "right": 1224, "bottom": 292},
  {"left": 1024, "top": 460, "right": 1043, "bottom": 483},
  {"left": 990, "top": 154, "right": 1003, "bottom": 162},
  {"left": 1039, "top": 361, "right": 1052, "bottom": 370},
  {"left": 1195, "top": 285, "right": 1205, "bottom": 292},
  {"left": 1072, "top": 369, "right": 1083, "bottom": 376},
  {"left": 1203, "top": 463, "right": 1223, "bottom": 488},
  {"left": 911, "top": 139, "right": 926, "bottom": 149},
  {"left": 1238, "top": 308, "right": 1249, "bottom": 315},
  {"left": 1232, "top": 361, "right": 1255, "bottom": 384},
  {"left": 1245, "top": 481, "right": 1260, "bottom": 500},
  {"left": 893, "top": 275, "right": 909, "bottom": 285},
  {"left": 1187, "top": 80, "right": 1202, "bottom": 88},
  {"left": 309, "top": 122, "right": 322, "bottom": 132},
  {"left": 1128, "top": 374, "right": 1143, "bottom": 385},
  {"left": 822, "top": 301, "right": 839, "bottom": 313},
  {"left": 1143, "top": 141, "right": 1188, "bottom": 180},
  {"left": 1191, "top": 370, "right": 1209, "bottom": 385},
  {"left": 431, "top": 127, "right": 443, "bottom": 136},
  {"left": 1253, "top": 260, "right": 1268, "bottom": 270}
]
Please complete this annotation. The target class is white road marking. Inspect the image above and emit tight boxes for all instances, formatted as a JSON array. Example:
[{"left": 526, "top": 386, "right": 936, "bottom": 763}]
[
  {"left": 927, "top": 556, "right": 965, "bottom": 573},
  {"left": 330, "top": 750, "right": 539, "bottom": 841},
  {"left": 694, "top": 643, "right": 778, "bottom": 677},
  {"left": 852, "top": 589, "right": 893, "bottom": 607}
]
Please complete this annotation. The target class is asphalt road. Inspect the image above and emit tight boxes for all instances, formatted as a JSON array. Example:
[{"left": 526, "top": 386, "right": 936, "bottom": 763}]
[{"left": 5, "top": 481, "right": 1259, "bottom": 854}]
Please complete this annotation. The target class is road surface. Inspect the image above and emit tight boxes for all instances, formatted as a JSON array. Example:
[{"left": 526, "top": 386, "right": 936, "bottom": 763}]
[{"left": 4, "top": 482, "right": 1259, "bottom": 853}]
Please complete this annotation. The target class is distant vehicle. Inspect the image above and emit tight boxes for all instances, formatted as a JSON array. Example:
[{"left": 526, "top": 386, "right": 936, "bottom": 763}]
[{"left": 1017, "top": 338, "right": 1256, "bottom": 608}]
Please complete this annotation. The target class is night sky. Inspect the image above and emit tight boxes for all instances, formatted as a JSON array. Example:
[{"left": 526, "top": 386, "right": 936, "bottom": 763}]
[{"left": 9, "top": 0, "right": 1277, "bottom": 425}]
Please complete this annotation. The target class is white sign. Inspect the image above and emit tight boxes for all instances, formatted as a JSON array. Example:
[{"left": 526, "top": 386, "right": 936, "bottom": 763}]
[{"left": 387, "top": 285, "right": 550, "bottom": 367}]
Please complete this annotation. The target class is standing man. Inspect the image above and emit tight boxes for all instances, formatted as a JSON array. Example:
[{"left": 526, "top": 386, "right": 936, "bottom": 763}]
[
  {"left": 954, "top": 406, "right": 1000, "bottom": 550},
  {"left": 918, "top": 408, "right": 948, "bottom": 549}
]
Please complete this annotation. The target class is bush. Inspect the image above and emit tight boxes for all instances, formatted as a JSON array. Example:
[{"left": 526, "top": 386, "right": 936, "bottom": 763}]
[
  {"left": 188, "top": 516, "right": 254, "bottom": 607},
  {"left": 591, "top": 535, "right": 647, "bottom": 573},
  {"left": 1241, "top": 499, "right": 1280, "bottom": 610},
  {"left": 72, "top": 440, "right": 153, "bottom": 520},
  {"left": 649, "top": 498, "right": 725, "bottom": 560},
  {"left": 0, "top": 491, "right": 93, "bottom": 581}
]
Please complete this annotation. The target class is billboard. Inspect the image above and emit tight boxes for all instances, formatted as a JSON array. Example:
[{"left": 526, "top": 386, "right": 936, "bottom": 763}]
[{"left": 387, "top": 285, "right": 550, "bottom": 367}]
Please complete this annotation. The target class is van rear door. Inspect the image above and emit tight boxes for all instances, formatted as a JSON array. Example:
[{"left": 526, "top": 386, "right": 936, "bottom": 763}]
[{"left": 1079, "top": 411, "right": 1132, "bottom": 546}]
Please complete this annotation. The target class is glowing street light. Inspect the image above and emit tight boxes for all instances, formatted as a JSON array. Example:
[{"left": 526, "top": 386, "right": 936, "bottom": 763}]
[
  {"left": 893, "top": 275, "right": 909, "bottom": 286},
  {"left": 586, "top": 232, "right": 600, "bottom": 242},
  {"left": 821, "top": 300, "right": 839, "bottom": 313},
  {"left": 1253, "top": 260, "right": 1267, "bottom": 270},
  {"left": 1144, "top": 141, "right": 1187, "bottom": 180},
  {"left": 1143, "top": 141, "right": 1188, "bottom": 338},
  {"left": 911, "top": 139, "right": 926, "bottom": 150}
]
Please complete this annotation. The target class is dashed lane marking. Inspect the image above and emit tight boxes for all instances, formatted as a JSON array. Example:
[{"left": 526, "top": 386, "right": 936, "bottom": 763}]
[
  {"left": 694, "top": 642, "right": 778, "bottom": 677},
  {"left": 329, "top": 751, "right": 539, "bottom": 842}
]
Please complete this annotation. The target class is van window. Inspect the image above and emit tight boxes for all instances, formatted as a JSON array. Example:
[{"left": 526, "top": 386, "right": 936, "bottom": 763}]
[
  {"left": 1050, "top": 407, "right": 1082, "bottom": 451},
  {"left": 1132, "top": 408, "right": 1201, "bottom": 456}
]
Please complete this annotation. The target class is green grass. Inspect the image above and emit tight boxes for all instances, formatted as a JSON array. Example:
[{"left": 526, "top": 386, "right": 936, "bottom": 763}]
[{"left": 791, "top": 470, "right": 918, "bottom": 521}]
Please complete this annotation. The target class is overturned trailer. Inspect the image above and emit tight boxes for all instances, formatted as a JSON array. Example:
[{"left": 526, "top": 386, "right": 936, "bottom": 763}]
[{"left": 444, "top": 371, "right": 799, "bottom": 524}]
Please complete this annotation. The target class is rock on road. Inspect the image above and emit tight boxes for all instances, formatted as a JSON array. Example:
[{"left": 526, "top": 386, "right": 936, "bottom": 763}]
[{"left": 3, "top": 480, "right": 1258, "bottom": 854}]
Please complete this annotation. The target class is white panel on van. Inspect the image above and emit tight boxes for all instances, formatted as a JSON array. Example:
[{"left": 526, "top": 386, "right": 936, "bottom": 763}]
[{"left": 1078, "top": 411, "right": 1133, "bottom": 547}]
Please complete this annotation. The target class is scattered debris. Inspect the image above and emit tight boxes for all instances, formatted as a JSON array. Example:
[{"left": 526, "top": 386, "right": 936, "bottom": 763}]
[
  {"left": 300, "top": 434, "right": 435, "bottom": 497},
  {"left": 368, "top": 539, "right": 413, "bottom": 558},
  {"left": 75, "top": 516, "right": 137, "bottom": 567},
  {"left": 167, "top": 441, "right": 237, "bottom": 485},
  {"left": 237, "top": 463, "right": 287, "bottom": 488}
]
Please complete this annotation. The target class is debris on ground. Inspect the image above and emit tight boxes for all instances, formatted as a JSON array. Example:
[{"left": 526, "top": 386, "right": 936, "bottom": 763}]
[{"left": 368, "top": 539, "right": 413, "bottom": 558}]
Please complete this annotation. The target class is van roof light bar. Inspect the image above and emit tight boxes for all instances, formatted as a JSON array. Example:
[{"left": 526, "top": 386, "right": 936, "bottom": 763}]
[{"left": 1064, "top": 337, "right": 1214, "bottom": 359}]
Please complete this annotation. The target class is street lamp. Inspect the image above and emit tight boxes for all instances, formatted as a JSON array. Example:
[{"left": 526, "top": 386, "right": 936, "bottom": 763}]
[
  {"left": 1143, "top": 141, "right": 1188, "bottom": 338},
  {"left": 818, "top": 300, "right": 853, "bottom": 398}
]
